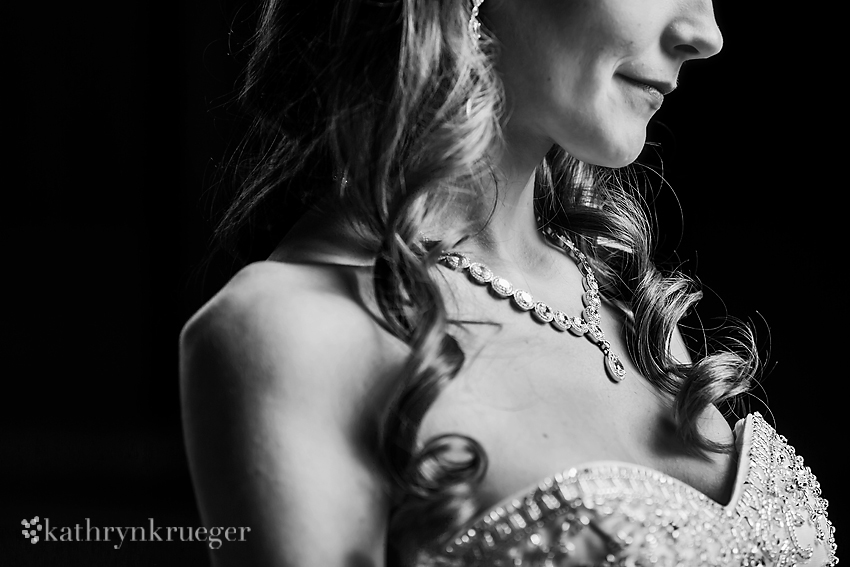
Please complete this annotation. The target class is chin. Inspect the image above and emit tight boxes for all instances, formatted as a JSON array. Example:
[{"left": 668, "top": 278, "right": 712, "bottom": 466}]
[
  {"left": 580, "top": 144, "right": 643, "bottom": 169},
  {"left": 583, "top": 131, "right": 647, "bottom": 169},
  {"left": 605, "top": 148, "right": 643, "bottom": 168}
]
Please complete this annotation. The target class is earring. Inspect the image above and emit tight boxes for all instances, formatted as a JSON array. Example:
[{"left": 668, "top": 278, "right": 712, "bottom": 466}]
[{"left": 469, "top": 0, "right": 484, "bottom": 41}]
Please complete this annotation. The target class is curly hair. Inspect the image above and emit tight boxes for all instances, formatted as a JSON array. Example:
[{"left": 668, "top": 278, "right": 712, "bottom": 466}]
[{"left": 214, "top": 0, "right": 759, "bottom": 561}]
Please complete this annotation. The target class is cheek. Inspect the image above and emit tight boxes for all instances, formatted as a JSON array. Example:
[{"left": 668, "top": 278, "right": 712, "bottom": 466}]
[
  {"left": 544, "top": 36, "right": 652, "bottom": 165},
  {"left": 545, "top": 14, "right": 625, "bottom": 116},
  {"left": 491, "top": 0, "right": 653, "bottom": 167}
]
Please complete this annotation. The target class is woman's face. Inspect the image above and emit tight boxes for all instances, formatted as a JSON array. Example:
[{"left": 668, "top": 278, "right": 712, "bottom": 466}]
[{"left": 485, "top": 0, "right": 723, "bottom": 167}]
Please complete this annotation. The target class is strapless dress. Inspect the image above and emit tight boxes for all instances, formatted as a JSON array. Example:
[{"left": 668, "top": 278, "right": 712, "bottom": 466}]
[{"left": 416, "top": 413, "right": 837, "bottom": 566}]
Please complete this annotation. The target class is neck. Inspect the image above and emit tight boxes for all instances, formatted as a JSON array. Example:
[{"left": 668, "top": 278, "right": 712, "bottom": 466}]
[
  {"left": 281, "top": 126, "right": 560, "bottom": 272},
  {"left": 453, "top": 127, "right": 557, "bottom": 272}
]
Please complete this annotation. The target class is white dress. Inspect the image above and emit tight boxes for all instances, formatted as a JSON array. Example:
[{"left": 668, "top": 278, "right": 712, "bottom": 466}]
[{"left": 417, "top": 413, "right": 837, "bottom": 566}]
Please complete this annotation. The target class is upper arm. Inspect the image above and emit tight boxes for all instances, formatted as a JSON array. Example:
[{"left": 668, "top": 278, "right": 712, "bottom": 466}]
[{"left": 180, "top": 265, "right": 401, "bottom": 567}]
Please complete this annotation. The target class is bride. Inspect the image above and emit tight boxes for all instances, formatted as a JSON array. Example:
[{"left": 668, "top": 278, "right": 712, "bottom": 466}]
[{"left": 180, "top": 0, "right": 837, "bottom": 565}]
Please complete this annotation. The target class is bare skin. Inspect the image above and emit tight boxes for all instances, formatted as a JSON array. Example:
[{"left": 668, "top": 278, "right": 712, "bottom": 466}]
[
  {"left": 273, "top": 207, "right": 738, "bottom": 512},
  {"left": 181, "top": 1, "right": 728, "bottom": 565},
  {"left": 181, "top": 211, "right": 736, "bottom": 567}
]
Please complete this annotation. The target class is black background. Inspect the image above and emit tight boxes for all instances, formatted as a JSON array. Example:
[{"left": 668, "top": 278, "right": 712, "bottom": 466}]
[{"left": 5, "top": 1, "right": 843, "bottom": 565}]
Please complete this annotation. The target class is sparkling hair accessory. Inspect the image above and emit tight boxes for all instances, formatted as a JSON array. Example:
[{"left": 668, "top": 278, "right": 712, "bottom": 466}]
[{"left": 468, "top": 0, "right": 484, "bottom": 41}]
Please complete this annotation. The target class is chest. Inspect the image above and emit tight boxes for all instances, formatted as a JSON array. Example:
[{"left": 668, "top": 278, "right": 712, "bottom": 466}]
[{"left": 417, "top": 300, "right": 737, "bottom": 510}]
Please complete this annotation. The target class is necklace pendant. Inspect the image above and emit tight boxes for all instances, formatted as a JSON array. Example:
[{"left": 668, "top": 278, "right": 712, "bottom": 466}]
[{"left": 605, "top": 351, "right": 627, "bottom": 383}]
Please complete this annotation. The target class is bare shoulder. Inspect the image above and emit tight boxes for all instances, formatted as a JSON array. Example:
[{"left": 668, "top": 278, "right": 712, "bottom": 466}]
[
  {"left": 186, "top": 260, "right": 399, "bottom": 358},
  {"left": 182, "top": 261, "right": 406, "bottom": 398},
  {"left": 180, "top": 261, "right": 406, "bottom": 567}
]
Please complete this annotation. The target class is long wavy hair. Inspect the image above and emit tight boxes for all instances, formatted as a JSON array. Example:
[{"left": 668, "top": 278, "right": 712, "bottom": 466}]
[{"left": 215, "top": 0, "right": 759, "bottom": 561}]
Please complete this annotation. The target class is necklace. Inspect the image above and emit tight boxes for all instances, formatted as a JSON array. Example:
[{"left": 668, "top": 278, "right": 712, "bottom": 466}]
[{"left": 438, "top": 227, "right": 627, "bottom": 383}]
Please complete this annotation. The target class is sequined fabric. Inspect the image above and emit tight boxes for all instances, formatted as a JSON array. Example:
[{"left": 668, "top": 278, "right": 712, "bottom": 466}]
[{"left": 417, "top": 413, "right": 837, "bottom": 566}]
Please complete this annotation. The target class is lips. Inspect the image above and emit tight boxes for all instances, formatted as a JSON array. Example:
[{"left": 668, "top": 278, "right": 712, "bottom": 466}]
[
  {"left": 618, "top": 74, "right": 676, "bottom": 96},
  {"left": 617, "top": 74, "right": 675, "bottom": 107}
]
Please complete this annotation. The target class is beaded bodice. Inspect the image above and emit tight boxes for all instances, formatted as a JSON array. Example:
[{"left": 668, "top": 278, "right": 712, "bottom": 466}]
[{"left": 417, "top": 413, "right": 837, "bottom": 566}]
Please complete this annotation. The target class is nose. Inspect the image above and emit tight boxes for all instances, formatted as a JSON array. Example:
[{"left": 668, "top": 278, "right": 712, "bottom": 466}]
[{"left": 664, "top": 0, "right": 724, "bottom": 61}]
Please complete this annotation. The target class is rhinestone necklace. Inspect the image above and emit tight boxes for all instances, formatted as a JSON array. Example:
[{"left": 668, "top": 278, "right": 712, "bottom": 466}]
[{"left": 438, "top": 227, "right": 627, "bottom": 383}]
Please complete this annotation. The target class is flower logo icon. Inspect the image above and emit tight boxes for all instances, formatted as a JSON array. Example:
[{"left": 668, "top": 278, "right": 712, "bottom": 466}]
[{"left": 21, "top": 516, "right": 41, "bottom": 544}]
